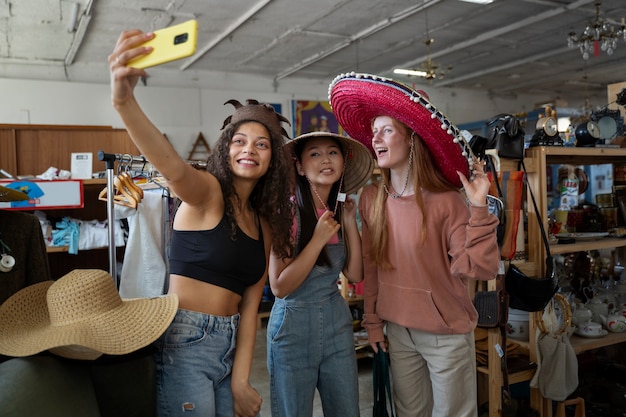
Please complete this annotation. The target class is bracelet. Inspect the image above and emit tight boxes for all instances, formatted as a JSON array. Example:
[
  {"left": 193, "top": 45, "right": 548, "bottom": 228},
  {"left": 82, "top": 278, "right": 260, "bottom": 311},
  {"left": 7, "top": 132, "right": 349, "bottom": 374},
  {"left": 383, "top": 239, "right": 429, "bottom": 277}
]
[{"left": 469, "top": 201, "right": 488, "bottom": 208}]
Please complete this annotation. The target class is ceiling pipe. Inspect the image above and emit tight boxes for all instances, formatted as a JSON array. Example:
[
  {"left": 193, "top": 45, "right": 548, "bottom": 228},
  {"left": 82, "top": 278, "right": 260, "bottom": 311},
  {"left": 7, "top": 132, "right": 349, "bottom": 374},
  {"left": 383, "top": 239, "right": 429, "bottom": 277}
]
[
  {"left": 274, "top": 0, "right": 443, "bottom": 81},
  {"left": 179, "top": 0, "right": 272, "bottom": 71},
  {"left": 67, "top": 2, "right": 79, "bottom": 33},
  {"left": 387, "top": 0, "right": 596, "bottom": 78},
  {"left": 438, "top": 46, "right": 570, "bottom": 87},
  {"left": 65, "top": 0, "right": 93, "bottom": 66}
]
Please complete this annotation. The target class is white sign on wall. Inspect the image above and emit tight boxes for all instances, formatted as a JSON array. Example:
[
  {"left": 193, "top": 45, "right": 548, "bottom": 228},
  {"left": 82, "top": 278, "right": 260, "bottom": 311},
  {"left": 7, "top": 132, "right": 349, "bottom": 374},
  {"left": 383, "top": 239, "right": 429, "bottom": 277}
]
[{"left": 0, "top": 180, "right": 83, "bottom": 210}]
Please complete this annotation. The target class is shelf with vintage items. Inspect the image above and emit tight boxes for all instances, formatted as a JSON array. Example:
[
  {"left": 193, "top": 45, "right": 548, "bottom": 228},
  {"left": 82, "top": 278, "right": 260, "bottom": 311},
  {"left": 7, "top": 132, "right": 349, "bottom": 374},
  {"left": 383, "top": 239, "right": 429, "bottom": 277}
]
[
  {"left": 0, "top": 123, "right": 140, "bottom": 279},
  {"left": 510, "top": 306, "right": 626, "bottom": 356},
  {"left": 516, "top": 146, "right": 626, "bottom": 271},
  {"left": 550, "top": 237, "right": 626, "bottom": 255},
  {"left": 522, "top": 146, "right": 626, "bottom": 417},
  {"left": 570, "top": 330, "right": 626, "bottom": 354}
]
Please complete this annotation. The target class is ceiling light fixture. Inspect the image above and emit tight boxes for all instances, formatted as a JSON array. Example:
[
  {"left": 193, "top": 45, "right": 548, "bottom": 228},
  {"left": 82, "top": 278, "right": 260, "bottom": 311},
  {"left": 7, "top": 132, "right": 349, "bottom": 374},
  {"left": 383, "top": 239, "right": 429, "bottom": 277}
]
[
  {"left": 394, "top": 68, "right": 428, "bottom": 77},
  {"left": 458, "top": 0, "right": 494, "bottom": 4},
  {"left": 393, "top": 10, "right": 451, "bottom": 80},
  {"left": 566, "top": 0, "right": 626, "bottom": 60}
]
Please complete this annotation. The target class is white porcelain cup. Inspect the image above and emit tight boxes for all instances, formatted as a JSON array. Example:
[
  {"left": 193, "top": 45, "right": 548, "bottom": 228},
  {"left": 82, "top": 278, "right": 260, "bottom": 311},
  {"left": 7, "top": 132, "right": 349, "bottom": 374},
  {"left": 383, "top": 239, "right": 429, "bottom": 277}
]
[
  {"left": 578, "top": 321, "right": 603, "bottom": 336},
  {"left": 0, "top": 254, "right": 15, "bottom": 272}
]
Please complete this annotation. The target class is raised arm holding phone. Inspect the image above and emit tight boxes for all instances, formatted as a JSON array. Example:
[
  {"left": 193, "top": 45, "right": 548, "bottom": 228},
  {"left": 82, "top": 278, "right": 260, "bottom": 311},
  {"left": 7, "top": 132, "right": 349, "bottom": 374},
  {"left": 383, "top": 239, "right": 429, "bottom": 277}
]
[{"left": 109, "top": 26, "right": 294, "bottom": 417}]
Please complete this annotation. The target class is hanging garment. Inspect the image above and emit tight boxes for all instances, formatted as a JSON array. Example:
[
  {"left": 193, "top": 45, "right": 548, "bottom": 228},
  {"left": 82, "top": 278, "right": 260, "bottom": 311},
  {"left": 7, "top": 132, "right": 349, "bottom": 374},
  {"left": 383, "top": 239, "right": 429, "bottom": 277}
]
[{"left": 115, "top": 189, "right": 168, "bottom": 298}]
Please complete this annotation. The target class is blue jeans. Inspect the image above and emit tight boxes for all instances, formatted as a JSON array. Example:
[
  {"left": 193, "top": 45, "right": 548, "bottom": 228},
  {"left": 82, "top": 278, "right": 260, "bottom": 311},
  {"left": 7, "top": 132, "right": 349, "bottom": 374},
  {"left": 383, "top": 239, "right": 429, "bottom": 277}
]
[{"left": 154, "top": 309, "right": 239, "bottom": 417}]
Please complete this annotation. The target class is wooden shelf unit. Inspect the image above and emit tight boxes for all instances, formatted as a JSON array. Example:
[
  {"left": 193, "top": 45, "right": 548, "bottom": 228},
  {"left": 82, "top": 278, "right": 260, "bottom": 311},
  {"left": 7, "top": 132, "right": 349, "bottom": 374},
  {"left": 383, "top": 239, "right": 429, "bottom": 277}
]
[
  {"left": 523, "top": 146, "right": 626, "bottom": 417},
  {"left": 0, "top": 124, "right": 140, "bottom": 279}
]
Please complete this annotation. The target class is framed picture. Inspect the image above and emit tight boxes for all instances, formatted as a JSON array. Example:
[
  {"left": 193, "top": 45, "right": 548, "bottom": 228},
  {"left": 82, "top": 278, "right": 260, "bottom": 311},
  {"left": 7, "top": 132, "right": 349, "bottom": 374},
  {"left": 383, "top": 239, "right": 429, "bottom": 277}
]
[{"left": 292, "top": 100, "right": 344, "bottom": 137}]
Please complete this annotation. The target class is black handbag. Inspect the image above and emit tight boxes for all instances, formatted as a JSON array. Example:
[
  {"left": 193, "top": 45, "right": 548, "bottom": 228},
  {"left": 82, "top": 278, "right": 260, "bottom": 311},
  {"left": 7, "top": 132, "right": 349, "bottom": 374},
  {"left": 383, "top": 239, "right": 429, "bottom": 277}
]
[
  {"left": 473, "top": 275, "right": 513, "bottom": 404},
  {"left": 373, "top": 350, "right": 395, "bottom": 417},
  {"left": 474, "top": 279, "right": 508, "bottom": 328},
  {"left": 485, "top": 114, "right": 525, "bottom": 160},
  {"left": 505, "top": 161, "right": 558, "bottom": 312}
]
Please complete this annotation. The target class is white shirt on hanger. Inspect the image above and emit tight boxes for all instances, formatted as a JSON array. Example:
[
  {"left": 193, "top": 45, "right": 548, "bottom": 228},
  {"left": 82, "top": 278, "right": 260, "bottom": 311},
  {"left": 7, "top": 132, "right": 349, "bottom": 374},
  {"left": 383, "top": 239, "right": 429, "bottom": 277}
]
[{"left": 115, "top": 188, "right": 168, "bottom": 298}]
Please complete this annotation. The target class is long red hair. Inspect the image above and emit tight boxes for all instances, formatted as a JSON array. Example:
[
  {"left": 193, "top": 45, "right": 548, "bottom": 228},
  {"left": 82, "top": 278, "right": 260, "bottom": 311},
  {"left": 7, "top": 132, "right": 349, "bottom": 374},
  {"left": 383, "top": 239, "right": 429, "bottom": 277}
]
[{"left": 367, "top": 118, "right": 458, "bottom": 269}]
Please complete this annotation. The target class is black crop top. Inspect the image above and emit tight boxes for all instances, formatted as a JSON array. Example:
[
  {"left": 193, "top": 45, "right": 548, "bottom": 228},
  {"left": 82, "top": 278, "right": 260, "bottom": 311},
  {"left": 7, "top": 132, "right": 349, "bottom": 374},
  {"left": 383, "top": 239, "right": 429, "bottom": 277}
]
[{"left": 168, "top": 215, "right": 266, "bottom": 296}]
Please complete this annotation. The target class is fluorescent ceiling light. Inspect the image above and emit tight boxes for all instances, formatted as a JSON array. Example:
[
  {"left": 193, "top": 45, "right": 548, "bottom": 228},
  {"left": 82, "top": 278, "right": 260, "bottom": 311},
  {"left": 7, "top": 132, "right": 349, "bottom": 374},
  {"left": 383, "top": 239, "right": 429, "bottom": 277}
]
[
  {"left": 458, "top": 0, "right": 494, "bottom": 4},
  {"left": 394, "top": 68, "right": 428, "bottom": 77}
]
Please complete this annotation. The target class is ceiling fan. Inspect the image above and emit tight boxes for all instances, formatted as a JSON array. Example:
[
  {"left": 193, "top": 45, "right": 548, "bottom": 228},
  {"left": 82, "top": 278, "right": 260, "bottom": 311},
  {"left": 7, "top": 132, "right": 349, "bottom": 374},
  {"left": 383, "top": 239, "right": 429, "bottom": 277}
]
[{"left": 394, "top": 11, "right": 452, "bottom": 80}]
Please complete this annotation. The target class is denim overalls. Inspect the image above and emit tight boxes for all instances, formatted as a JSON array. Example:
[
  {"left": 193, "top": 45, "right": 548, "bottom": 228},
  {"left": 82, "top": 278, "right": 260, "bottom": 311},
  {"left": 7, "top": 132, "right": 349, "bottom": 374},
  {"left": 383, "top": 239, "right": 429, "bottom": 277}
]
[{"left": 266, "top": 227, "right": 360, "bottom": 417}]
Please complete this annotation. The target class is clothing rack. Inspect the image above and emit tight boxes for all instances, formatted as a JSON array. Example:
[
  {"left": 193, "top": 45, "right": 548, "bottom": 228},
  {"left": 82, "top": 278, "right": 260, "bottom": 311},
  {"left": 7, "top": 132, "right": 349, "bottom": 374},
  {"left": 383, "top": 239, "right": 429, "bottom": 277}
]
[
  {"left": 98, "top": 151, "right": 150, "bottom": 283},
  {"left": 98, "top": 150, "right": 202, "bottom": 288}
]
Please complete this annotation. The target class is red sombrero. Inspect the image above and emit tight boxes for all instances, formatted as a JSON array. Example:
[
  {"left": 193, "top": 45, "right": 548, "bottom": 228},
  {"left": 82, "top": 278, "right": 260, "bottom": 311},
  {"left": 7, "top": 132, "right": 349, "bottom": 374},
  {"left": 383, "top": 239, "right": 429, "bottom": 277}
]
[{"left": 329, "top": 72, "right": 474, "bottom": 188}]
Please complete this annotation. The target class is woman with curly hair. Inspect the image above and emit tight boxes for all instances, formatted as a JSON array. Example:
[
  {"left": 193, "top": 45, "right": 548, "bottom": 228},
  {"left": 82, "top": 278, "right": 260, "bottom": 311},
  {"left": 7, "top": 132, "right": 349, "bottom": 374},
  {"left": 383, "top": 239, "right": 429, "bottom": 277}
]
[{"left": 109, "top": 29, "right": 293, "bottom": 417}]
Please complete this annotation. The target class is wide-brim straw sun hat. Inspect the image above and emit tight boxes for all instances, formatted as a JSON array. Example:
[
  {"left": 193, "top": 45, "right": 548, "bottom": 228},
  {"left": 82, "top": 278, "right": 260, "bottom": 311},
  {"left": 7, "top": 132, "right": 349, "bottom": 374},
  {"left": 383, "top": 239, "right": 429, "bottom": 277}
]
[
  {"left": 328, "top": 72, "right": 474, "bottom": 188},
  {"left": 0, "top": 269, "right": 178, "bottom": 359},
  {"left": 0, "top": 184, "right": 29, "bottom": 202},
  {"left": 284, "top": 131, "right": 375, "bottom": 195}
]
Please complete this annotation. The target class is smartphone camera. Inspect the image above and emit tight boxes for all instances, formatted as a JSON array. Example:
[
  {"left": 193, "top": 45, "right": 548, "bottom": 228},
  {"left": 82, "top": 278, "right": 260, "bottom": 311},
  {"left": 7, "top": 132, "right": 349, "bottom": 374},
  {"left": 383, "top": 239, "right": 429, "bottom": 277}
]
[{"left": 174, "top": 33, "right": 189, "bottom": 45}]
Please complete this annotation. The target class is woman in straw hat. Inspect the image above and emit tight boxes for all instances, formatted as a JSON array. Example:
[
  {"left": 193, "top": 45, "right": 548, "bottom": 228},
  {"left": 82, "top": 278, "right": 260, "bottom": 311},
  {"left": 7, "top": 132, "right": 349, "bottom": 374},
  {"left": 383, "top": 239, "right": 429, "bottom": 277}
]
[
  {"left": 330, "top": 73, "right": 500, "bottom": 417},
  {"left": 109, "top": 31, "right": 293, "bottom": 417},
  {"left": 267, "top": 132, "right": 373, "bottom": 417}
]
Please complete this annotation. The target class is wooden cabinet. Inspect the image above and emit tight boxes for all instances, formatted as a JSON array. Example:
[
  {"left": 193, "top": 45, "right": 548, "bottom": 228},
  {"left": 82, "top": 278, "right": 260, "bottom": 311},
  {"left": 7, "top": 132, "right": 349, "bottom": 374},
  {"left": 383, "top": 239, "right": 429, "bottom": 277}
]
[
  {"left": 0, "top": 124, "right": 139, "bottom": 279},
  {"left": 521, "top": 146, "right": 626, "bottom": 416}
]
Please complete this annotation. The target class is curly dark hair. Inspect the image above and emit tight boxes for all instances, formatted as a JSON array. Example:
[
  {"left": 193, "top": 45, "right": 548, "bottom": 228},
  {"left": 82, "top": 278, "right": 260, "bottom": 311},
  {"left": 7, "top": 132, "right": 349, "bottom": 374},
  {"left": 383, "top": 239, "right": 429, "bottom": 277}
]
[{"left": 206, "top": 120, "right": 294, "bottom": 259}]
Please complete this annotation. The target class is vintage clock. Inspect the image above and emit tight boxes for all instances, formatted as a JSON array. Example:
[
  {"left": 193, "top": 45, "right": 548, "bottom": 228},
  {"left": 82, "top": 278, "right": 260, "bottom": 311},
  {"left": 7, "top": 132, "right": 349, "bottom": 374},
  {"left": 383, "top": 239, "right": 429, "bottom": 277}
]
[
  {"left": 574, "top": 120, "right": 601, "bottom": 147},
  {"left": 529, "top": 116, "right": 563, "bottom": 147}
]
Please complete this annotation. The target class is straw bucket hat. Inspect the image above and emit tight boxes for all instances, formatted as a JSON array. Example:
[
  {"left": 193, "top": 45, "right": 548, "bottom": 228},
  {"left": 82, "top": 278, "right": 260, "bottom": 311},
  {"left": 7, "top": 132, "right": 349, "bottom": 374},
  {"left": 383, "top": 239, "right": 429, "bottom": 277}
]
[
  {"left": 328, "top": 72, "right": 474, "bottom": 188},
  {"left": 284, "top": 131, "right": 374, "bottom": 195},
  {"left": 0, "top": 184, "right": 29, "bottom": 202},
  {"left": 0, "top": 269, "right": 178, "bottom": 359}
]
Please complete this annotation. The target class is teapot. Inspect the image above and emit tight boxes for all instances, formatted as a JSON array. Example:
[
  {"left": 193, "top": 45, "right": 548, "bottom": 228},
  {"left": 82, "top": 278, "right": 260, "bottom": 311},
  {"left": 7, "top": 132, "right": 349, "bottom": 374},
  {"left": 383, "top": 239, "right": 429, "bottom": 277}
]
[
  {"left": 571, "top": 303, "right": 594, "bottom": 327},
  {"left": 599, "top": 313, "right": 626, "bottom": 332},
  {"left": 586, "top": 296, "right": 609, "bottom": 323}
]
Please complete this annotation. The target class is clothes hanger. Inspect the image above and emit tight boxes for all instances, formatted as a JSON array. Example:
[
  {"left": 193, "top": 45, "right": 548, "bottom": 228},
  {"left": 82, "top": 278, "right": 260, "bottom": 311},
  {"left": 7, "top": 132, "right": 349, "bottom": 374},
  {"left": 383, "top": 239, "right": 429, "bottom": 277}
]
[
  {"left": 113, "top": 176, "right": 139, "bottom": 208},
  {"left": 118, "top": 171, "right": 144, "bottom": 202},
  {"left": 97, "top": 174, "right": 139, "bottom": 208}
]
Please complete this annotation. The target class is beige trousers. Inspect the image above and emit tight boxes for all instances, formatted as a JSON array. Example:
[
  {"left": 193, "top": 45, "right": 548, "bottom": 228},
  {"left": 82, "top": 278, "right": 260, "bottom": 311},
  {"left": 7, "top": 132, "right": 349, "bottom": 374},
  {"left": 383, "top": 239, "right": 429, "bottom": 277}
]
[{"left": 386, "top": 322, "right": 478, "bottom": 417}]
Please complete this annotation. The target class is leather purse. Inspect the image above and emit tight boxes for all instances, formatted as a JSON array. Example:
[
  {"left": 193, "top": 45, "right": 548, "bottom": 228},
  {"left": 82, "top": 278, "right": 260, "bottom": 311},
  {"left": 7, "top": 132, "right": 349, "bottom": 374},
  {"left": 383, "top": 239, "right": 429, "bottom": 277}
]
[
  {"left": 474, "top": 288, "right": 508, "bottom": 328},
  {"left": 485, "top": 114, "right": 525, "bottom": 160}
]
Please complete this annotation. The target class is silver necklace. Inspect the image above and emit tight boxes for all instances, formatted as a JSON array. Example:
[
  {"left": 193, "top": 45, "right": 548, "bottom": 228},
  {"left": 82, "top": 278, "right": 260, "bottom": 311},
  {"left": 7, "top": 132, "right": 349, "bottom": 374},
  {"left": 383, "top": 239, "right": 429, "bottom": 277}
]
[{"left": 383, "top": 135, "right": 414, "bottom": 199}]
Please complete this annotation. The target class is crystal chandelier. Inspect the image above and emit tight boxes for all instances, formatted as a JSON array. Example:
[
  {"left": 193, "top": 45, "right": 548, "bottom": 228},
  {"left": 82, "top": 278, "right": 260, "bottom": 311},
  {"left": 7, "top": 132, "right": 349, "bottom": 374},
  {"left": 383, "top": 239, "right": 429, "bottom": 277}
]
[{"left": 567, "top": 0, "right": 626, "bottom": 60}]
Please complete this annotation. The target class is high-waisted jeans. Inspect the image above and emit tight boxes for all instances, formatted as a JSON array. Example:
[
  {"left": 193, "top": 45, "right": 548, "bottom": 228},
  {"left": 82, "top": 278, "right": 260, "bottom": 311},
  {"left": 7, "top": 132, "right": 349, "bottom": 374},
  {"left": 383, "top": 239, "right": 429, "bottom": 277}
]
[{"left": 154, "top": 308, "right": 239, "bottom": 417}]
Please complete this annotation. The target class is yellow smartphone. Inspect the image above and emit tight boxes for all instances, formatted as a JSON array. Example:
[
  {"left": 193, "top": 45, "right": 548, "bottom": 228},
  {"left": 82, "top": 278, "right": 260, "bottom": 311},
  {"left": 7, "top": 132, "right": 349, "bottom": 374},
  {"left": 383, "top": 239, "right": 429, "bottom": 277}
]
[{"left": 128, "top": 19, "right": 198, "bottom": 69}]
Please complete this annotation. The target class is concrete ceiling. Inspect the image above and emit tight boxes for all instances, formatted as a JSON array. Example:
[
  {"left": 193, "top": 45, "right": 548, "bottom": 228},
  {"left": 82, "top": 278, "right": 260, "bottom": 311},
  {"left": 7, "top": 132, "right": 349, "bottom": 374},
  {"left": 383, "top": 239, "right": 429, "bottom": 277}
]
[{"left": 2, "top": 0, "right": 626, "bottom": 106}]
